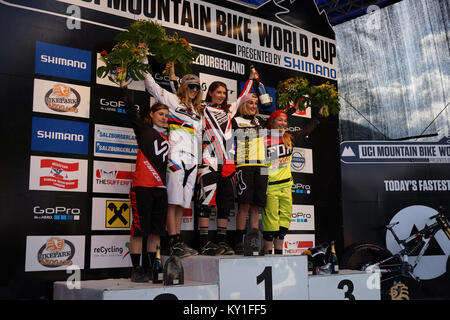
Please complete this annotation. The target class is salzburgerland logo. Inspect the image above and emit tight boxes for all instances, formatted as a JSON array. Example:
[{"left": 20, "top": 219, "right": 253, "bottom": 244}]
[
  {"left": 38, "top": 237, "right": 75, "bottom": 268},
  {"left": 44, "top": 83, "right": 81, "bottom": 113}
]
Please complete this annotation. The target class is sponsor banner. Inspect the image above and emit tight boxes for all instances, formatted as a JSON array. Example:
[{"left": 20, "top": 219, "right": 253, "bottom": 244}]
[
  {"left": 182, "top": 205, "right": 194, "bottom": 231},
  {"left": 96, "top": 53, "right": 145, "bottom": 91},
  {"left": 25, "top": 236, "right": 85, "bottom": 272},
  {"left": 92, "top": 85, "right": 149, "bottom": 124},
  {"left": 292, "top": 107, "right": 311, "bottom": 119},
  {"left": 290, "top": 204, "right": 315, "bottom": 231},
  {"left": 94, "top": 124, "right": 138, "bottom": 159},
  {"left": 31, "top": 117, "right": 89, "bottom": 155},
  {"left": 32, "top": 200, "right": 82, "bottom": 222},
  {"left": 92, "top": 160, "right": 134, "bottom": 194},
  {"left": 90, "top": 235, "right": 131, "bottom": 269},
  {"left": 29, "top": 156, "right": 88, "bottom": 192},
  {"left": 92, "top": 197, "right": 131, "bottom": 230},
  {"left": 341, "top": 140, "right": 450, "bottom": 164},
  {"left": 291, "top": 147, "right": 313, "bottom": 174},
  {"left": 57, "top": 0, "right": 336, "bottom": 80},
  {"left": 291, "top": 182, "right": 312, "bottom": 196},
  {"left": 199, "top": 72, "right": 238, "bottom": 102},
  {"left": 283, "top": 234, "right": 315, "bottom": 255},
  {"left": 33, "top": 78, "right": 90, "bottom": 118},
  {"left": 35, "top": 41, "right": 91, "bottom": 82}
]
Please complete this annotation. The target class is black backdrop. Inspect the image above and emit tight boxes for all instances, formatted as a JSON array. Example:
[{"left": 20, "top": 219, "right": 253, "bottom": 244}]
[{"left": 0, "top": 0, "right": 341, "bottom": 299}]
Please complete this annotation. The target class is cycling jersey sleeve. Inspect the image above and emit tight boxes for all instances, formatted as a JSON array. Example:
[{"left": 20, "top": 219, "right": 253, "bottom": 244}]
[
  {"left": 143, "top": 72, "right": 181, "bottom": 114},
  {"left": 229, "top": 79, "right": 253, "bottom": 117}
]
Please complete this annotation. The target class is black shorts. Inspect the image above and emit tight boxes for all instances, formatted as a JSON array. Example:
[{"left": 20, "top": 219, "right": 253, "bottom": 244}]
[
  {"left": 130, "top": 186, "right": 168, "bottom": 237},
  {"left": 235, "top": 166, "right": 268, "bottom": 207},
  {"left": 196, "top": 164, "right": 236, "bottom": 211}
]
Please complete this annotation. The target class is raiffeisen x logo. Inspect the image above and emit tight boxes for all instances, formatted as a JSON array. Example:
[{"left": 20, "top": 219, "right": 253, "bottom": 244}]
[{"left": 107, "top": 201, "right": 130, "bottom": 227}]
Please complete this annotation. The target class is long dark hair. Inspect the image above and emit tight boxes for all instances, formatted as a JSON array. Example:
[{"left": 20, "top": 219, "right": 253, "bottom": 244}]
[
  {"left": 141, "top": 102, "right": 169, "bottom": 126},
  {"left": 206, "top": 81, "right": 229, "bottom": 113}
]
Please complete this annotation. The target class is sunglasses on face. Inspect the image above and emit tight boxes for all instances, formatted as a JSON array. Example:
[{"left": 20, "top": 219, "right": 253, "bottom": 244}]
[{"left": 187, "top": 83, "right": 201, "bottom": 91}]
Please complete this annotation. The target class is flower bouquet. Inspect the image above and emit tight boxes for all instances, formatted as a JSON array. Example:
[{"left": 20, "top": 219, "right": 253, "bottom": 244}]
[
  {"left": 276, "top": 77, "right": 311, "bottom": 111},
  {"left": 276, "top": 77, "right": 340, "bottom": 117},
  {"left": 111, "top": 19, "right": 199, "bottom": 75},
  {"left": 309, "top": 82, "right": 341, "bottom": 117},
  {"left": 96, "top": 41, "right": 150, "bottom": 87}
]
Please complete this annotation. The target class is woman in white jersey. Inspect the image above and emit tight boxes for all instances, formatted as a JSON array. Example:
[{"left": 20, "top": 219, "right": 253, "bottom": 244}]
[{"left": 143, "top": 58, "right": 203, "bottom": 258}]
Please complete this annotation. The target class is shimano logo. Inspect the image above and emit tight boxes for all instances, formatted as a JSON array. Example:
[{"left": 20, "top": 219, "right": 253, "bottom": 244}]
[
  {"left": 41, "top": 55, "right": 87, "bottom": 69},
  {"left": 37, "top": 130, "right": 84, "bottom": 142}
]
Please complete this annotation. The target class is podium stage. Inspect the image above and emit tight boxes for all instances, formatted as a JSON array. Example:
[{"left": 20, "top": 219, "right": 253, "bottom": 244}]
[{"left": 54, "top": 255, "right": 380, "bottom": 300}]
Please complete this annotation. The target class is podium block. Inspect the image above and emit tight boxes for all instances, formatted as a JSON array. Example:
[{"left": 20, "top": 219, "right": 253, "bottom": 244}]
[
  {"left": 307, "top": 270, "right": 380, "bottom": 300},
  {"left": 178, "top": 255, "right": 309, "bottom": 300},
  {"left": 53, "top": 278, "right": 218, "bottom": 300}
]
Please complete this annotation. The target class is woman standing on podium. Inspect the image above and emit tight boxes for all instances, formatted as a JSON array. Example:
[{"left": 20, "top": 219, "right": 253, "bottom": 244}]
[
  {"left": 142, "top": 57, "right": 204, "bottom": 259},
  {"left": 263, "top": 107, "right": 321, "bottom": 254},
  {"left": 169, "top": 63, "right": 255, "bottom": 255},
  {"left": 122, "top": 85, "right": 170, "bottom": 283}
]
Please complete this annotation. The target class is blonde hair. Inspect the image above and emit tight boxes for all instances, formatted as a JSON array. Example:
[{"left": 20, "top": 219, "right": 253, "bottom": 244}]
[
  {"left": 177, "top": 75, "right": 204, "bottom": 115},
  {"left": 282, "top": 132, "right": 293, "bottom": 150},
  {"left": 237, "top": 94, "right": 258, "bottom": 116}
]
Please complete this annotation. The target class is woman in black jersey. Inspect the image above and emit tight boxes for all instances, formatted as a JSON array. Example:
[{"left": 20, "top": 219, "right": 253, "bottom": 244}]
[{"left": 123, "top": 87, "right": 170, "bottom": 282}]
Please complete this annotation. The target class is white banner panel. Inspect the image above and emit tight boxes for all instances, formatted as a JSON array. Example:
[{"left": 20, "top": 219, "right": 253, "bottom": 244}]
[
  {"left": 92, "top": 197, "right": 131, "bottom": 231},
  {"left": 283, "top": 234, "right": 315, "bottom": 255},
  {"left": 25, "top": 236, "right": 85, "bottom": 272},
  {"left": 29, "top": 156, "right": 88, "bottom": 192},
  {"left": 94, "top": 124, "right": 138, "bottom": 160},
  {"left": 290, "top": 204, "right": 315, "bottom": 231},
  {"left": 33, "top": 78, "right": 91, "bottom": 118},
  {"left": 90, "top": 235, "right": 131, "bottom": 269},
  {"left": 92, "top": 160, "right": 134, "bottom": 194},
  {"left": 291, "top": 147, "right": 313, "bottom": 174}
]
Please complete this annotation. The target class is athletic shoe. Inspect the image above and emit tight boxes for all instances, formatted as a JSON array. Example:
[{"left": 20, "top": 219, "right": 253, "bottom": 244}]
[
  {"left": 218, "top": 242, "right": 235, "bottom": 255},
  {"left": 130, "top": 266, "right": 149, "bottom": 283},
  {"left": 234, "top": 241, "right": 244, "bottom": 255},
  {"left": 200, "top": 241, "right": 226, "bottom": 256},
  {"left": 171, "top": 242, "right": 199, "bottom": 258}
]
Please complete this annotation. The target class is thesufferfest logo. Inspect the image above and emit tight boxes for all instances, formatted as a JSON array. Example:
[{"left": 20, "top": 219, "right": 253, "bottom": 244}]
[
  {"left": 45, "top": 83, "right": 81, "bottom": 113},
  {"left": 96, "top": 169, "right": 132, "bottom": 186},
  {"left": 284, "top": 240, "right": 313, "bottom": 254},
  {"left": 38, "top": 237, "right": 75, "bottom": 268}
]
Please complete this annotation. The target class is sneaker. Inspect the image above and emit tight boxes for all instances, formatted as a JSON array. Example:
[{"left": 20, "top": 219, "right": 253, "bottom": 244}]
[
  {"left": 234, "top": 241, "right": 244, "bottom": 255},
  {"left": 130, "top": 266, "right": 149, "bottom": 283},
  {"left": 200, "top": 241, "right": 226, "bottom": 256},
  {"left": 218, "top": 242, "right": 235, "bottom": 255},
  {"left": 171, "top": 242, "right": 199, "bottom": 258}
]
